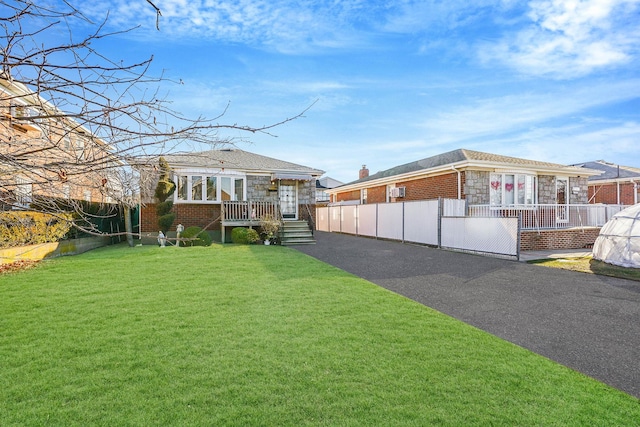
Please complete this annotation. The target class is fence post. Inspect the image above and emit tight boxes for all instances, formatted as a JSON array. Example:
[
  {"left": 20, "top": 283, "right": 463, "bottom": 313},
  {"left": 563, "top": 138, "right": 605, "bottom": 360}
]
[
  {"left": 402, "top": 202, "right": 405, "bottom": 243},
  {"left": 517, "top": 213, "right": 522, "bottom": 261},
  {"left": 355, "top": 204, "right": 359, "bottom": 236},
  {"left": 375, "top": 203, "right": 379, "bottom": 239},
  {"left": 437, "top": 197, "right": 442, "bottom": 248}
]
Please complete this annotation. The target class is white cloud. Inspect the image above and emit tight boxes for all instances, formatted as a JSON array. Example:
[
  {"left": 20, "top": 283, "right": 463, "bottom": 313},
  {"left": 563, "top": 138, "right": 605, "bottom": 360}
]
[
  {"left": 482, "top": 120, "right": 640, "bottom": 165},
  {"left": 420, "top": 79, "right": 640, "bottom": 143},
  {"left": 79, "top": 0, "right": 376, "bottom": 53},
  {"left": 481, "top": 0, "right": 640, "bottom": 78}
]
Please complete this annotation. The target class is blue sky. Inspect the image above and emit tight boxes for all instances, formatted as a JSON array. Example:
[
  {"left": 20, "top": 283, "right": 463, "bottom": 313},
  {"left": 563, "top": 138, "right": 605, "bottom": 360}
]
[{"left": 70, "top": 1, "right": 640, "bottom": 183}]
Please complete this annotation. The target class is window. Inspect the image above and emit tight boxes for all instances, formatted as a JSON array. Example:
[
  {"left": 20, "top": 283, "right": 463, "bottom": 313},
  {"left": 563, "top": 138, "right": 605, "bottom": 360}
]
[
  {"left": 12, "top": 104, "right": 37, "bottom": 120},
  {"left": 15, "top": 177, "right": 32, "bottom": 208},
  {"left": 174, "top": 174, "right": 244, "bottom": 203},
  {"left": 63, "top": 134, "right": 71, "bottom": 151},
  {"left": 75, "top": 138, "right": 85, "bottom": 161},
  {"left": 177, "top": 175, "right": 187, "bottom": 200},
  {"left": 220, "top": 177, "right": 244, "bottom": 201},
  {"left": 234, "top": 178, "right": 243, "bottom": 201},
  {"left": 361, "top": 188, "right": 368, "bottom": 205},
  {"left": 207, "top": 176, "right": 217, "bottom": 201},
  {"left": 490, "top": 173, "right": 536, "bottom": 206},
  {"left": 191, "top": 175, "right": 203, "bottom": 200}
]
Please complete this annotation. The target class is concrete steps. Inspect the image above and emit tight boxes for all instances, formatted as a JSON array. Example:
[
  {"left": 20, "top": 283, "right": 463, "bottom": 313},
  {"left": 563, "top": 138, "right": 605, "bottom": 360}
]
[{"left": 280, "top": 220, "right": 316, "bottom": 245}]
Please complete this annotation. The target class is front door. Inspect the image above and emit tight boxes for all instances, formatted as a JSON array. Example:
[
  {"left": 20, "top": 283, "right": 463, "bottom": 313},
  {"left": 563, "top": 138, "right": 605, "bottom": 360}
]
[
  {"left": 556, "top": 177, "right": 568, "bottom": 223},
  {"left": 280, "top": 181, "right": 298, "bottom": 219}
]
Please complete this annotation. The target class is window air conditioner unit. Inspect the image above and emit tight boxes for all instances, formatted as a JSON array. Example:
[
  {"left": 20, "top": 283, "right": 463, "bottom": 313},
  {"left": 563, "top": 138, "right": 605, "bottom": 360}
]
[{"left": 390, "top": 187, "right": 406, "bottom": 198}]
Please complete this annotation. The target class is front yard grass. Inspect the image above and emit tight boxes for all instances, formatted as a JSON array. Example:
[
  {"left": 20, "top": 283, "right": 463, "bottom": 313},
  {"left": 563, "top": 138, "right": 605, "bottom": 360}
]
[
  {"left": 1, "top": 244, "right": 638, "bottom": 426},
  {"left": 529, "top": 256, "right": 640, "bottom": 281}
]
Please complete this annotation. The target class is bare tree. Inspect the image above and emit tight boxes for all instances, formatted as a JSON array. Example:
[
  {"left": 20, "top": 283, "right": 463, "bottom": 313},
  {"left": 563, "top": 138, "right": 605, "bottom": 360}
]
[{"left": 0, "top": 0, "right": 308, "bottom": 242}]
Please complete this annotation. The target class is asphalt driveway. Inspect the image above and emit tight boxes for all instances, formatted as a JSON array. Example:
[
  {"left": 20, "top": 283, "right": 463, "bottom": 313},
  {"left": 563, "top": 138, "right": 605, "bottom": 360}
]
[{"left": 293, "top": 231, "right": 640, "bottom": 398}]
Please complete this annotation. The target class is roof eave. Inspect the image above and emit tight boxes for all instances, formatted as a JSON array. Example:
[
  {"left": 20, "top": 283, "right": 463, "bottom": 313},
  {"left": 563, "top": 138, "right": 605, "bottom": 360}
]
[{"left": 328, "top": 161, "right": 602, "bottom": 194}]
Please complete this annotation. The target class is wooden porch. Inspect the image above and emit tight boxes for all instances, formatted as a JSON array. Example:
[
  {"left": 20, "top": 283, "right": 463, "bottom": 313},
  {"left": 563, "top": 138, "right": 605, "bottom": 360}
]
[{"left": 220, "top": 201, "right": 281, "bottom": 242}]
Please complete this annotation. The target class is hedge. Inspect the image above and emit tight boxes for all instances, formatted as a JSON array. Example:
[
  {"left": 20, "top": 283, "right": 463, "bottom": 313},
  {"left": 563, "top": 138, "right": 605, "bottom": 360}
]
[{"left": 0, "top": 211, "right": 72, "bottom": 248}]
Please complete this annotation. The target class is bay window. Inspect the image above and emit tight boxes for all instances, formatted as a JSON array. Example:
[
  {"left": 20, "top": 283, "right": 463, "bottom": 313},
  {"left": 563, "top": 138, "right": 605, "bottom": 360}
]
[
  {"left": 490, "top": 173, "right": 536, "bottom": 206},
  {"left": 174, "top": 173, "right": 245, "bottom": 203}
]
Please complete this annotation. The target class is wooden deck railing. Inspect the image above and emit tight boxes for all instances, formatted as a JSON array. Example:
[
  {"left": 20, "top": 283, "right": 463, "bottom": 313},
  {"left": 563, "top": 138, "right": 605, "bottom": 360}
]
[{"left": 221, "top": 201, "right": 279, "bottom": 222}]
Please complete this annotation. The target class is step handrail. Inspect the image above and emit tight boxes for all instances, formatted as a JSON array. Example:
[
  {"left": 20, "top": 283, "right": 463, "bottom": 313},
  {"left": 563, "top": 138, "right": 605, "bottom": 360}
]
[{"left": 303, "top": 203, "right": 315, "bottom": 236}]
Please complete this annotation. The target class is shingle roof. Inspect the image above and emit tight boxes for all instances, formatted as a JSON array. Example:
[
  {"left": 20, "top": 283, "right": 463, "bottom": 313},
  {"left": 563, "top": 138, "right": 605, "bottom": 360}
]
[
  {"left": 162, "top": 148, "right": 324, "bottom": 175},
  {"left": 573, "top": 161, "right": 640, "bottom": 181},
  {"left": 346, "top": 148, "right": 586, "bottom": 185}
]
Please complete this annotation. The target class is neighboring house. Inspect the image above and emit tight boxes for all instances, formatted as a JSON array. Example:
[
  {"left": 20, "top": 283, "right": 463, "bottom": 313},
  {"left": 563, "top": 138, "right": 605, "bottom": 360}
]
[
  {"left": 0, "top": 78, "right": 121, "bottom": 209},
  {"left": 316, "top": 176, "right": 344, "bottom": 203},
  {"left": 573, "top": 161, "right": 640, "bottom": 205},
  {"left": 138, "top": 148, "right": 324, "bottom": 243},
  {"left": 326, "top": 148, "right": 611, "bottom": 251},
  {"left": 328, "top": 148, "right": 600, "bottom": 207}
]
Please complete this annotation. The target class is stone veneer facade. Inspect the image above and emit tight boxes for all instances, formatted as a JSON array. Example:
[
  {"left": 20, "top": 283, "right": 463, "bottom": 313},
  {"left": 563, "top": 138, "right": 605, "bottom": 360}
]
[{"left": 463, "top": 170, "right": 488, "bottom": 205}]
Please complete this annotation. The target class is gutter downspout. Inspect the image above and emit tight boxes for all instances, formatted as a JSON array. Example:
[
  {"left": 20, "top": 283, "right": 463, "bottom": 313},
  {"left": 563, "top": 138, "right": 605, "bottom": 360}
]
[
  {"left": 616, "top": 165, "right": 620, "bottom": 205},
  {"left": 451, "top": 166, "right": 461, "bottom": 199}
]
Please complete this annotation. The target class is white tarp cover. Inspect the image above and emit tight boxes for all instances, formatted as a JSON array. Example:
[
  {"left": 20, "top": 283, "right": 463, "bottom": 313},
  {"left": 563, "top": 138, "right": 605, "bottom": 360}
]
[{"left": 592, "top": 203, "right": 640, "bottom": 268}]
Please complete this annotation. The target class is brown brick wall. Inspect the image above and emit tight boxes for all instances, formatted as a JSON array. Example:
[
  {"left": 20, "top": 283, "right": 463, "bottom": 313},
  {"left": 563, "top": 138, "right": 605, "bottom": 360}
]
[
  {"left": 398, "top": 172, "right": 461, "bottom": 201},
  {"left": 333, "top": 172, "right": 464, "bottom": 204},
  {"left": 336, "top": 190, "right": 360, "bottom": 202},
  {"left": 589, "top": 182, "right": 638, "bottom": 205},
  {"left": 141, "top": 203, "right": 222, "bottom": 234},
  {"left": 368, "top": 185, "right": 387, "bottom": 203},
  {"left": 520, "top": 228, "right": 600, "bottom": 251}
]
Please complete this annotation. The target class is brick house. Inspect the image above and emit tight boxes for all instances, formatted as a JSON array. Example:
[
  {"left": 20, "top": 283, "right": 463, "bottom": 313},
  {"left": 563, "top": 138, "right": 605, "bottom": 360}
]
[
  {"left": 1, "top": 78, "right": 122, "bottom": 209},
  {"left": 139, "top": 148, "right": 324, "bottom": 243},
  {"left": 326, "top": 149, "right": 607, "bottom": 251},
  {"left": 574, "top": 161, "right": 640, "bottom": 206},
  {"left": 329, "top": 149, "right": 600, "bottom": 206}
]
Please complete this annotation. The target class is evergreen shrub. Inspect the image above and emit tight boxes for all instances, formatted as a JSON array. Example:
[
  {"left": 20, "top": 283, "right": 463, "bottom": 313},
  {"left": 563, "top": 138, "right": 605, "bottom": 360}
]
[
  {"left": 231, "top": 227, "right": 259, "bottom": 244},
  {"left": 181, "top": 226, "right": 212, "bottom": 247}
]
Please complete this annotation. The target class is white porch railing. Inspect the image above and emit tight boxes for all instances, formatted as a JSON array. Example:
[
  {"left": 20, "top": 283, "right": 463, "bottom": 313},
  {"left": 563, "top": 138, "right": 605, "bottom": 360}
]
[
  {"left": 221, "top": 200, "right": 279, "bottom": 222},
  {"left": 467, "top": 204, "right": 625, "bottom": 230}
]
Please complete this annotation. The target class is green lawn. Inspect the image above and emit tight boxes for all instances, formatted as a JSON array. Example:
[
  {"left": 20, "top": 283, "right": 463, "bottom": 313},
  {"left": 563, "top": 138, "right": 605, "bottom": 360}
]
[{"left": 1, "top": 244, "right": 638, "bottom": 426}]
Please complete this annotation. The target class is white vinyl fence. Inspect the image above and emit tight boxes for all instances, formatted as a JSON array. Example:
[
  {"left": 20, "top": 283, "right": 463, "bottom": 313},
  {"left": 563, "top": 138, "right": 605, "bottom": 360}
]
[{"left": 317, "top": 198, "right": 520, "bottom": 259}]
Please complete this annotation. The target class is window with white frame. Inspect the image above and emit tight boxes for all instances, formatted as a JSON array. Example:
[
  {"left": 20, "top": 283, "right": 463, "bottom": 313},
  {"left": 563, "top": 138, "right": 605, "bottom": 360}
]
[
  {"left": 361, "top": 188, "right": 367, "bottom": 205},
  {"left": 206, "top": 176, "right": 217, "bottom": 201},
  {"left": 174, "top": 173, "right": 245, "bottom": 203},
  {"left": 75, "top": 138, "right": 85, "bottom": 161},
  {"left": 15, "top": 177, "right": 32, "bottom": 207},
  {"left": 63, "top": 134, "right": 71, "bottom": 151},
  {"left": 177, "top": 175, "right": 187, "bottom": 200},
  {"left": 490, "top": 173, "right": 537, "bottom": 206}
]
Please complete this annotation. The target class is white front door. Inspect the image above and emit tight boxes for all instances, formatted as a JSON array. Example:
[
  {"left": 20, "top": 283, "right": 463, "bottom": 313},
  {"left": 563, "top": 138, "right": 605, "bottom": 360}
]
[
  {"left": 279, "top": 181, "right": 298, "bottom": 219},
  {"left": 556, "top": 177, "right": 569, "bottom": 223}
]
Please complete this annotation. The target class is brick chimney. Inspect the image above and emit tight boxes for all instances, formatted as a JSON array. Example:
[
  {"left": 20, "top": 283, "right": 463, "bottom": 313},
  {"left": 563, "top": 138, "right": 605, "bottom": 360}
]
[{"left": 359, "top": 165, "right": 369, "bottom": 179}]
